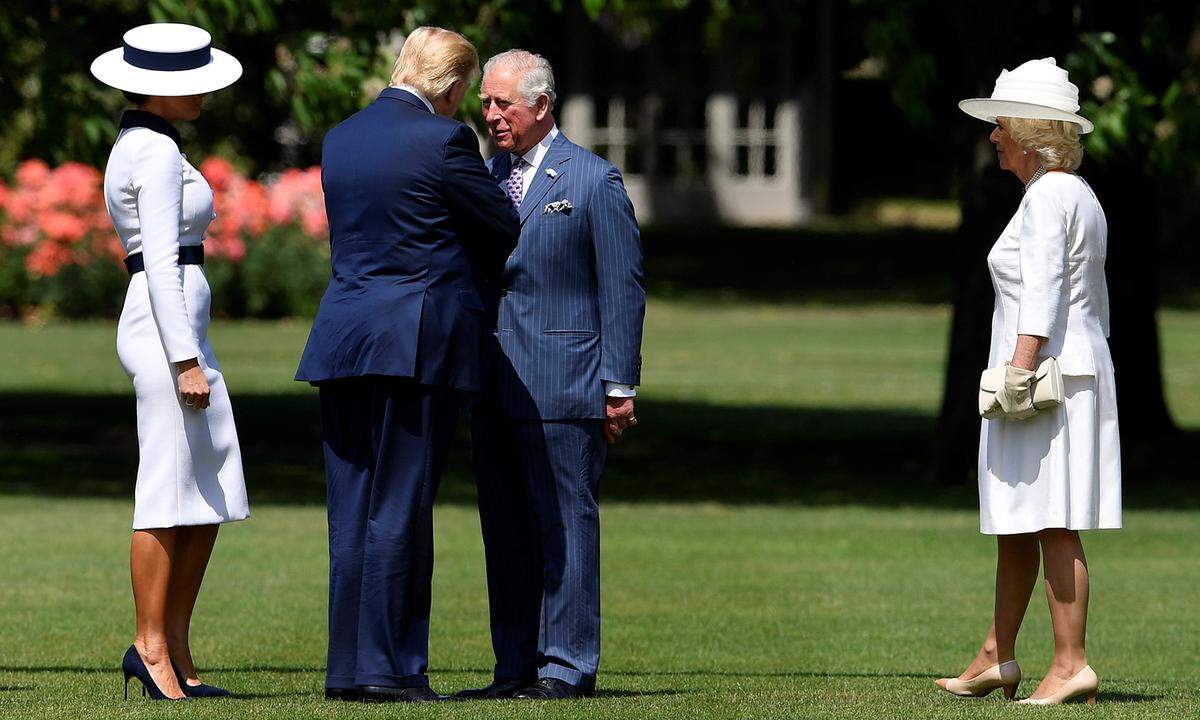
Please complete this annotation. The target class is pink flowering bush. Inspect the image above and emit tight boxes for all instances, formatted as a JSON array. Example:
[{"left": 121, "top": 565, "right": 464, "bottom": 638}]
[
  {"left": 0, "top": 160, "right": 118, "bottom": 279},
  {"left": 0, "top": 158, "right": 329, "bottom": 318}
]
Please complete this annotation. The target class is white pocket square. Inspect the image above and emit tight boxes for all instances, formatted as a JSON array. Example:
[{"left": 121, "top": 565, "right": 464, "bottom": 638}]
[{"left": 543, "top": 199, "right": 573, "bottom": 215}]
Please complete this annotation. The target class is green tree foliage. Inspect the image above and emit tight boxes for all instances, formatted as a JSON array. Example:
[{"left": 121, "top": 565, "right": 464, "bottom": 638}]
[
  {"left": 1, "top": 0, "right": 775, "bottom": 175},
  {"left": 1067, "top": 28, "right": 1200, "bottom": 178}
]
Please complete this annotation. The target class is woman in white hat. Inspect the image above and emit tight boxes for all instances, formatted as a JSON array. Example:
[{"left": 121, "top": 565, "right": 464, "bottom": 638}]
[
  {"left": 935, "top": 58, "right": 1120, "bottom": 706},
  {"left": 91, "top": 23, "right": 248, "bottom": 701}
]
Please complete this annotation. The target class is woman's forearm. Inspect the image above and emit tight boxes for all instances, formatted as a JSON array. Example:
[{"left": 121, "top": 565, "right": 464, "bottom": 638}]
[{"left": 1011, "top": 334, "right": 1045, "bottom": 371}]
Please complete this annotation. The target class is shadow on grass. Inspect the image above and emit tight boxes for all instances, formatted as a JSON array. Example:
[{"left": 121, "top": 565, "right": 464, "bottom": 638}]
[
  {"left": 3, "top": 391, "right": 1197, "bottom": 509},
  {"left": 0, "top": 664, "right": 928, "bottom": 681},
  {"left": 1094, "top": 691, "right": 1163, "bottom": 704},
  {"left": 226, "top": 691, "right": 316, "bottom": 700},
  {"left": 594, "top": 689, "right": 686, "bottom": 698},
  {"left": 643, "top": 225, "right": 956, "bottom": 305}
]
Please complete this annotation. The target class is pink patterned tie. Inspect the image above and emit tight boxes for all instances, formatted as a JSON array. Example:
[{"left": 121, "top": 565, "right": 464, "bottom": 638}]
[{"left": 505, "top": 156, "right": 526, "bottom": 209}]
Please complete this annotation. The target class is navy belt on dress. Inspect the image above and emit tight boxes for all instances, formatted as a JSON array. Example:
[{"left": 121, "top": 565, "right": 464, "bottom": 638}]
[{"left": 124, "top": 245, "right": 205, "bottom": 276}]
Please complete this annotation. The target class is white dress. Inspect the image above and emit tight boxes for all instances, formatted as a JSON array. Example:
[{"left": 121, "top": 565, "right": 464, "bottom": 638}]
[
  {"left": 978, "top": 172, "right": 1121, "bottom": 535},
  {"left": 104, "top": 113, "right": 249, "bottom": 530}
]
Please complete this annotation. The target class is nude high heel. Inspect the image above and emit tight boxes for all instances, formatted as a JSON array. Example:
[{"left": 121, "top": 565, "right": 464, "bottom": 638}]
[
  {"left": 1016, "top": 665, "right": 1099, "bottom": 705},
  {"left": 937, "top": 660, "right": 1022, "bottom": 699}
]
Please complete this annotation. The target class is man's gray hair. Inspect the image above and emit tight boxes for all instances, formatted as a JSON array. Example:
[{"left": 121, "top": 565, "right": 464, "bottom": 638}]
[{"left": 483, "top": 49, "right": 557, "bottom": 108}]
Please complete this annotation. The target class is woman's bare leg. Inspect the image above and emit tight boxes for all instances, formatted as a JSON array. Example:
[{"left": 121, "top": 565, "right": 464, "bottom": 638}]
[
  {"left": 131, "top": 529, "right": 186, "bottom": 699},
  {"left": 165, "top": 524, "right": 220, "bottom": 685},
  {"left": 1028, "top": 529, "right": 1090, "bottom": 699},
  {"left": 939, "top": 533, "right": 1039, "bottom": 694}
]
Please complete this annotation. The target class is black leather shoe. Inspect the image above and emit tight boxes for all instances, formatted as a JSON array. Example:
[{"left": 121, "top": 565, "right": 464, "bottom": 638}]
[
  {"left": 324, "top": 687, "right": 360, "bottom": 701},
  {"left": 360, "top": 685, "right": 446, "bottom": 703},
  {"left": 454, "top": 678, "right": 534, "bottom": 700},
  {"left": 515, "top": 677, "right": 591, "bottom": 700}
]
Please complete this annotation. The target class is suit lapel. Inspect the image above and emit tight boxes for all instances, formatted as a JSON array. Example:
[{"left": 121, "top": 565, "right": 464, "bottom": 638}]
[
  {"left": 520, "top": 134, "right": 572, "bottom": 226},
  {"left": 491, "top": 152, "right": 512, "bottom": 184}
]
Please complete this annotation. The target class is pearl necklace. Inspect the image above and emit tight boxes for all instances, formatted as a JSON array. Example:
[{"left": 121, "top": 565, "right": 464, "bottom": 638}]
[{"left": 1024, "top": 165, "right": 1047, "bottom": 192}]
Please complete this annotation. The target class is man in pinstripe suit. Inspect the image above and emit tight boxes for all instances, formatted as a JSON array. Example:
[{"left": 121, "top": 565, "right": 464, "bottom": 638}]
[{"left": 456, "top": 50, "right": 645, "bottom": 701}]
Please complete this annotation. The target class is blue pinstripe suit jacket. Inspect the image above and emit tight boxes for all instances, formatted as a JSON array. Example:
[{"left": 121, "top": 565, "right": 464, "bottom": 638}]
[{"left": 487, "top": 132, "right": 645, "bottom": 420}]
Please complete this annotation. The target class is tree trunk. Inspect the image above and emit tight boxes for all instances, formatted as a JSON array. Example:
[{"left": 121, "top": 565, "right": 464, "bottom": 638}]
[
  {"left": 932, "top": 143, "right": 1021, "bottom": 485},
  {"left": 932, "top": 1, "right": 1077, "bottom": 484},
  {"left": 933, "top": 1, "right": 1182, "bottom": 482}
]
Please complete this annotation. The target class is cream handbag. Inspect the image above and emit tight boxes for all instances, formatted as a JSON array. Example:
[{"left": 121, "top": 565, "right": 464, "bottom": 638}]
[{"left": 979, "top": 357, "right": 1065, "bottom": 420}]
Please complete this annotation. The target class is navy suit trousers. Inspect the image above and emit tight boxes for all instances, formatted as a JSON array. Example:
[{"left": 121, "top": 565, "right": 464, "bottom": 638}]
[
  {"left": 471, "top": 384, "right": 608, "bottom": 692},
  {"left": 320, "top": 377, "right": 460, "bottom": 689}
]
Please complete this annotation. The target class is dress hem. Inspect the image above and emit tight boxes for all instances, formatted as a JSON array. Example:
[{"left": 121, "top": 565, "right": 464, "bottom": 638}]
[
  {"left": 131, "top": 512, "right": 250, "bottom": 531},
  {"left": 980, "top": 522, "right": 1121, "bottom": 536}
]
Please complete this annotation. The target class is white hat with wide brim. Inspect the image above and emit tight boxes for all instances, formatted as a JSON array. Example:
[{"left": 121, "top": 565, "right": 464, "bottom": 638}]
[
  {"left": 959, "top": 57, "right": 1093, "bottom": 134},
  {"left": 90, "top": 23, "right": 242, "bottom": 96}
]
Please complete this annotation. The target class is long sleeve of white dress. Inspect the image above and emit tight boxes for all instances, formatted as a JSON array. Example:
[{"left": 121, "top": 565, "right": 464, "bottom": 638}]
[
  {"left": 1015, "top": 187, "right": 1068, "bottom": 340},
  {"left": 132, "top": 134, "right": 201, "bottom": 364}
]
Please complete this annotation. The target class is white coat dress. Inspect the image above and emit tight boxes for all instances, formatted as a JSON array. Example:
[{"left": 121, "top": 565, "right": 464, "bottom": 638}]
[
  {"left": 978, "top": 171, "right": 1122, "bottom": 535},
  {"left": 103, "top": 112, "right": 249, "bottom": 530}
]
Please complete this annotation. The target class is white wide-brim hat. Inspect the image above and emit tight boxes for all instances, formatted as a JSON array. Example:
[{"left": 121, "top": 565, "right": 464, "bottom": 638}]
[
  {"left": 91, "top": 23, "right": 242, "bottom": 96},
  {"left": 959, "top": 57, "right": 1093, "bottom": 134}
]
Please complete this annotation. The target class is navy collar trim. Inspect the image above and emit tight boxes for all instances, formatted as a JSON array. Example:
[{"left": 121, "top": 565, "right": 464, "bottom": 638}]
[{"left": 120, "top": 110, "right": 181, "bottom": 148}]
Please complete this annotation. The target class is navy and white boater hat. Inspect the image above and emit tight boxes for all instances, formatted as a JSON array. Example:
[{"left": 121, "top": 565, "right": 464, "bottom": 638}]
[{"left": 90, "top": 23, "right": 242, "bottom": 96}]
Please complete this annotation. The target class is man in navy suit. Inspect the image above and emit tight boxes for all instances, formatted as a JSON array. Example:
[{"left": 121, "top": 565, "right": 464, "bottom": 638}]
[
  {"left": 456, "top": 50, "right": 645, "bottom": 701},
  {"left": 295, "top": 27, "right": 519, "bottom": 703}
]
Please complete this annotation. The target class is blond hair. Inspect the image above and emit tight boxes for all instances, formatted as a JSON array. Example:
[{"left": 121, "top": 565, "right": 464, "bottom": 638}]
[
  {"left": 1001, "top": 116, "right": 1084, "bottom": 171},
  {"left": 390, "top": 26, "right": 479, "bottom": 100}
]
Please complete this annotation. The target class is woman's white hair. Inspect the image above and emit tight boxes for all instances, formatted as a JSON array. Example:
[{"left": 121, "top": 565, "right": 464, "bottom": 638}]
[
  {"left": 1000, "top": 116, "right": 1085, "bottom": 171},
  {"left": 483, "top": 49, "right": 556, "bottom": 108}
]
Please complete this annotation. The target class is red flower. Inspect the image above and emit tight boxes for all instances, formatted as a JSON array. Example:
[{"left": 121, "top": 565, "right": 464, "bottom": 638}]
[
  {"left": 15, "top": 159, "right": 51, "bottom": 189},
  {"left": 200, "top": 157, "right": 235, "bottom": 193},
  {"left": 25, "top": 240, "right": 72, "bottom": 277},
  {"left": 38, "top": 211, "right": 89, "bottom": 243}
]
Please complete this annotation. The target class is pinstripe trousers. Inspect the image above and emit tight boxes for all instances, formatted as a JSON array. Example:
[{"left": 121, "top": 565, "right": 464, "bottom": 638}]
[{"left": 471, "top": 384, "right": 608, "bottom": 692}]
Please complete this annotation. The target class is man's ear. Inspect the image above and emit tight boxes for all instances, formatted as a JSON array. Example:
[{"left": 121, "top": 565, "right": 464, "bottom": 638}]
[{"left": 535, "top": 94, "right": 550, "bottom": 122}]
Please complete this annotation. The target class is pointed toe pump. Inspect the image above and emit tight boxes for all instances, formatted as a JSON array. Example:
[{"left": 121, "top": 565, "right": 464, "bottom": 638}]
[
  {"left": 171, "top": 661, "right": 231, "bottom": 698},
  {"left": 121, "top": 645, "right": 187, "bottom": 701},
  {"left": 937, "top": 660, "right": 1022, "bottom": 700},
  {"left": 1016, "top": 665, "right": 1098, "bottom": 706}
]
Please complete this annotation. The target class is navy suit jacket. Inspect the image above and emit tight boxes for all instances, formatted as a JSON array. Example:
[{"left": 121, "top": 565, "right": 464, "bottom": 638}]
[
  {"left": 296, "top": 89, "right": 519, "bottom": 391},
  {"left": 488, "top": 132, "right": 645, "bottom": 420}
]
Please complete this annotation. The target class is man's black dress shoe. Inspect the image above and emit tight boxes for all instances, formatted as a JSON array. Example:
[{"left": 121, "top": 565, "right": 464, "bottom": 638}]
[
  {"left": 324, "top": 687, "right": 360, "bottom": 701},
  {"left": 454, "top": 678, "right": 534, "bottom": 700},
  {"left": 359, "top": 685, "right": 446, "bottom": 703},
  {"left": 515, "top": 677, "right": 591, "bottom": 700}
]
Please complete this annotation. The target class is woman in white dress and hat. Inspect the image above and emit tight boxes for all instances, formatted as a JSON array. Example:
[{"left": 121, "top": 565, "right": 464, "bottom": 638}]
[
  {"left": 90, "top": 23, "right": 249, "bottom": 701},
  {"left": 935, "top": 58, "right": 1121, "bottom": 705}
]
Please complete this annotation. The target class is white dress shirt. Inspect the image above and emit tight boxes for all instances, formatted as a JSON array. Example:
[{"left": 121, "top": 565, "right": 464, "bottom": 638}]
[
  {"left": 515, "top": 125, "right": 636, "bottom": 400},
  {"left": 394, "top": 84, "right": 435, "bottom": 114}
]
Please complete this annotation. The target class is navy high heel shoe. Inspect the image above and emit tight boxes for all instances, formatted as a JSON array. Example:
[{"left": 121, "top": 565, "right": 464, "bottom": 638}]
[
  {"left": 121, "top": 645, "right": 186, "bottom": 701},
  {"left": 172, "top": 660, "right": 231, "bottom": 698}
]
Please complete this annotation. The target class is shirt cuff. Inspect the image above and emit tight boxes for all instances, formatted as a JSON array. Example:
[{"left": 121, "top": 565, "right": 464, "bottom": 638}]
[{"left": 604, "top": 381, "right": 636, "bottom": 398}]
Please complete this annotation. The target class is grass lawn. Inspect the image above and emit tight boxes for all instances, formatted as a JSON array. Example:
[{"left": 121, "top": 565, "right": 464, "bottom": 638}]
[
  {"left": 0, "top": 498, "right": 1197, "bottom": 719},
  {"left": 2, "top": 300, "right": 1200, "bottom": 717}
]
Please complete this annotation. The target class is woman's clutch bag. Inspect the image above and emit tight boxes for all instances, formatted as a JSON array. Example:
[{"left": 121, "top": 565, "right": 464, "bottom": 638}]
[{"left": 979, "top": 357, "right": 1065, "bottom": 420}]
